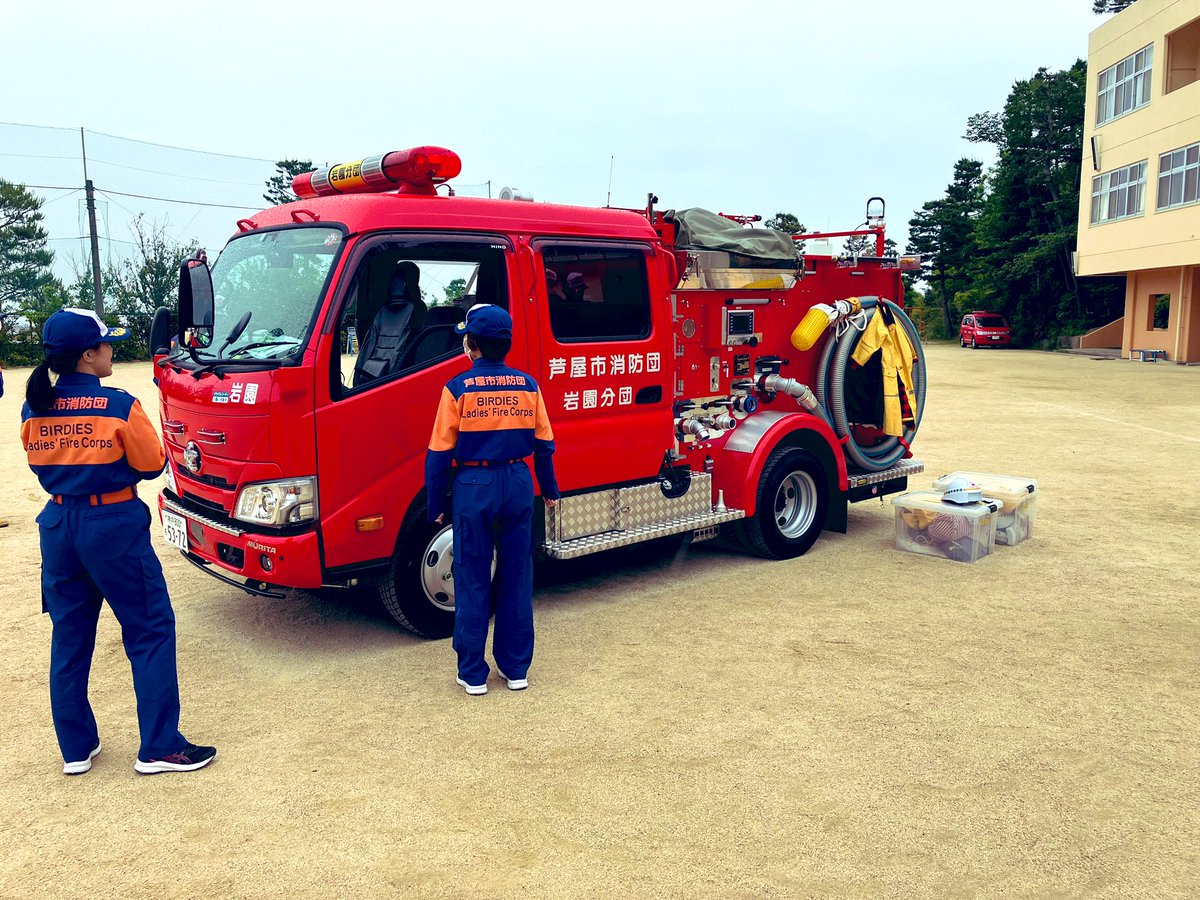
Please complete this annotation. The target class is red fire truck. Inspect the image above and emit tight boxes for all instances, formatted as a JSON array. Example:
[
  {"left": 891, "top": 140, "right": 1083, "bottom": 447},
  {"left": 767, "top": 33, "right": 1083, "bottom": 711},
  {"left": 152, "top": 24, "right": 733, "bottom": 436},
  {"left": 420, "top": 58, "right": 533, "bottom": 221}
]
[{"left": 152, "top": 146, "right": 926, "bottom": 637}]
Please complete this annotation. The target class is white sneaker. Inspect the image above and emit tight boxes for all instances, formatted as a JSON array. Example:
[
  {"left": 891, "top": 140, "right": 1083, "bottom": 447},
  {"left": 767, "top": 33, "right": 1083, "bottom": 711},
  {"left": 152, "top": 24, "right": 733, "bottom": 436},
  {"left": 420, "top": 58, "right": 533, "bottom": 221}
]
[
  {"left": 456, "top": 677, "right": 487, "bottom": 696},
  {"left": 495, "top": 668, "right": 528, "bottom": 691},
  {"left": 63, "top": 741, "right": 101, "bottom": 776}
]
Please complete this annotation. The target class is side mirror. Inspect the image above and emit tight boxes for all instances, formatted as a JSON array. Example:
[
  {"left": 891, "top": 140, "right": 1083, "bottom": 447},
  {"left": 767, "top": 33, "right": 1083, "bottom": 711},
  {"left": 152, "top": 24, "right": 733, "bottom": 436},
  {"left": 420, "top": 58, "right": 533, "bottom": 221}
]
[
  {"left": 660, "top": 249, "right": 679, "bottom": 290},
  {"left": 178, "top": 250, "right": 214, "bottom": 340},
  {"left": 150, "top": 306, "right": 172, "bottom": 356}
]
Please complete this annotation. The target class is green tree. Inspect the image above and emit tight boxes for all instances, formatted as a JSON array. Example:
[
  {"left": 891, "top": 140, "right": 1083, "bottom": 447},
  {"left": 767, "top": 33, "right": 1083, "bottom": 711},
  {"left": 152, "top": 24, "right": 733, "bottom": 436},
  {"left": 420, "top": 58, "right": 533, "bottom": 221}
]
[
  {"left": 444, "top": 278, "right": 467, "bottom": 304},
  {"left": 965, "top": 61, "right": 1123, "bottom": 345},
  {"left": 1093, "top": 0, "right": 1136, "bottom": 12},
  {"left": 0, "top": 179, "right": 56, "bottom": 313},
  {"left": 105, "top": 216, "right": 198, "bottom": 360},
  {"left": 264, "top": 159, "right": 315, "bottom": 206},
  {"left": 763, "top": 212, "right": 805, "bottom": 235},
  {"left": 0, "top": 180, "right": 60, "bottom": 363},
  {"left": 906, "top": 159, "right": 986, "bottom": 337}
]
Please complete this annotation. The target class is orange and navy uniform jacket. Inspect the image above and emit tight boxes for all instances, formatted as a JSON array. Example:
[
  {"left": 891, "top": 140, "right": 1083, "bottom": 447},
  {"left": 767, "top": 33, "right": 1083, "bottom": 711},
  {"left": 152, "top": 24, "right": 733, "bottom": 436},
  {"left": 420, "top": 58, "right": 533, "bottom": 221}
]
[
  {"left": 21, "top": 373, "right": 165, "bottom": 497},
  {"left": 425, "top": 358, "right": 559, "bottom": 522}
]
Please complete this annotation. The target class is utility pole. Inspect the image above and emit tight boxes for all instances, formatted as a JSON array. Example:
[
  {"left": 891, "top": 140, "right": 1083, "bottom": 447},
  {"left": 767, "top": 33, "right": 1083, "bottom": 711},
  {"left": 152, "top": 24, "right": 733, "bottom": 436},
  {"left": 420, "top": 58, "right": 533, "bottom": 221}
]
[{"left": 80, "top": 128, "right": 104, "bottom": 317}]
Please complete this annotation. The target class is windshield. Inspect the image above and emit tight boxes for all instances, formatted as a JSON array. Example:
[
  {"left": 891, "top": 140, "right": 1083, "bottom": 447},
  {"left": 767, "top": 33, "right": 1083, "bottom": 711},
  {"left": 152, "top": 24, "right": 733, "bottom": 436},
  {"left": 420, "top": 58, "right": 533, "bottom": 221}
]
[
  {"left": 190, "top": 226, "right": 341, "bottom": 361},
  {"left": 976, "top": 316, "right": 1007, "bottom": 328}
]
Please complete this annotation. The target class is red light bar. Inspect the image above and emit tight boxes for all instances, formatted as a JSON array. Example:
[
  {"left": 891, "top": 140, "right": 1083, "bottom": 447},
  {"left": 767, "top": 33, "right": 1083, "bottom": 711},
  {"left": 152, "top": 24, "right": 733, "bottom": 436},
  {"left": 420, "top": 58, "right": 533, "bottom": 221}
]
[{"left": 292, "top": 146, "right": 462, "bottom": 199}]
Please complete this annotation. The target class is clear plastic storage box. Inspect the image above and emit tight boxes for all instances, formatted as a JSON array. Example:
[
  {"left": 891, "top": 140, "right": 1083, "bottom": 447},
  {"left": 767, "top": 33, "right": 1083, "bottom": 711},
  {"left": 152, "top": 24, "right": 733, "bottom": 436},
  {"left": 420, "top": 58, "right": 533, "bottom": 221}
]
[
  {"left": 892, "top": 490, "right": 999, "bottom": 563},
  {"left": 930, "top": 471, "right": 1037, "bottom": 546}
]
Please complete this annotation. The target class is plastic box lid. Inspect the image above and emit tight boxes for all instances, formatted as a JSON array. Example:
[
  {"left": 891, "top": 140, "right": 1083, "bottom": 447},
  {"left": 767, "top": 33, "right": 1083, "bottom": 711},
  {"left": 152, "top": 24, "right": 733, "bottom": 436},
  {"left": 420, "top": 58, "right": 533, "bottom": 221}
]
[
  {"left": 931, "top": 471, "right": 1037, "bottom": 507},
  {"left": 892, "top": 490, "right": 999, "bottom": 517}
]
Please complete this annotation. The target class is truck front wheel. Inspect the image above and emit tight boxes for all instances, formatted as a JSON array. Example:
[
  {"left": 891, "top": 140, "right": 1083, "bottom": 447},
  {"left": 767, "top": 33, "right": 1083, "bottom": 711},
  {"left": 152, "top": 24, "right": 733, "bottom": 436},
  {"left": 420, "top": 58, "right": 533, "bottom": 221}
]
[
  {"left": 375, "top": 517, "right": 456, "bottom": 638},
  {"left": 735, "top": 448, "right": 829, "bottom": 559}
]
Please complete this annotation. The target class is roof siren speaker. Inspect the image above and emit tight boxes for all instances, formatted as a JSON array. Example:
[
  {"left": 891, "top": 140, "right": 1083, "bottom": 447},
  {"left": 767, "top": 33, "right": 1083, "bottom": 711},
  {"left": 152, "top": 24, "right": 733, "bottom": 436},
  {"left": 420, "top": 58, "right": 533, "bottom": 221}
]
[{"left": 499, "top": 186, "right": 534, "bottom": 202}]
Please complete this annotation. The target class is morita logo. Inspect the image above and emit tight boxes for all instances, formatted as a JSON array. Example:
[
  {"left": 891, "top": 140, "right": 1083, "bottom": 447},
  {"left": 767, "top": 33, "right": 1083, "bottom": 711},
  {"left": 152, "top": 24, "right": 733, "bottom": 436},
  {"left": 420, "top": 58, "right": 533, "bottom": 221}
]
[{"left": 247, "top": 540, "right": 276, "bottom": 554}]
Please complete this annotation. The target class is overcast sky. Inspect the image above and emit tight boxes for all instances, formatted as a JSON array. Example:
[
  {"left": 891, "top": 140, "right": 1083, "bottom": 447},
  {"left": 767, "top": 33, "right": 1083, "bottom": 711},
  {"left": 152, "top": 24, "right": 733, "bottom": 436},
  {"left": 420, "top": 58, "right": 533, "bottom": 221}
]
[{"left": 1, "top": 0, "right": 1110, "bottom": 282}]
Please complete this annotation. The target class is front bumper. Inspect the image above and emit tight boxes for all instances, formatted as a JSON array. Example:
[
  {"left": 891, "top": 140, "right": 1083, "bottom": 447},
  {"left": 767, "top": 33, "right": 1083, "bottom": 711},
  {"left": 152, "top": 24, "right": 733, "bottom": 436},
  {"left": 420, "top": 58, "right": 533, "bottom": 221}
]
[{"left": 158, "top": 491, "right": 324, "bottom": 591}]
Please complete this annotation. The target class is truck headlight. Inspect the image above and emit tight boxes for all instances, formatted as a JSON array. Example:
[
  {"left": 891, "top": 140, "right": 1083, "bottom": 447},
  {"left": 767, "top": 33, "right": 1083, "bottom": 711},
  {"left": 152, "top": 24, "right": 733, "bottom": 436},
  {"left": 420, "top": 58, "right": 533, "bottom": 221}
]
[
  {"left": 163, "top": 460, "right": 178, "bottom": 494},
  {"left": 234, "top": 477, "right": 318, "bottom": 527}
]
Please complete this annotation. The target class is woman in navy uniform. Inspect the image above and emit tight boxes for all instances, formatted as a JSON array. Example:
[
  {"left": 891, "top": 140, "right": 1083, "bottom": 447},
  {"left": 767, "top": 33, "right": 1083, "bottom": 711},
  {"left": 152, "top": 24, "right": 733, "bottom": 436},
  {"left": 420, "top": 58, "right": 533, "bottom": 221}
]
[
  {"left": 426, "top": 305, "right": 559, "bottom": 695},
  {"left": 21, "top": 308, "right": 215, "bottom": 775}
]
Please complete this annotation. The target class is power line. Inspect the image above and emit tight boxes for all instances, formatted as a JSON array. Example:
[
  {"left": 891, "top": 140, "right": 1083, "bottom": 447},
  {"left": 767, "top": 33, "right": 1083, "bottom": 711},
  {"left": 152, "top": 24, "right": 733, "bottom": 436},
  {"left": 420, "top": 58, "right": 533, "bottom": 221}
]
[
  {"left": 89, "top": 157, "right": 265, "bottom": 187},
  {"left": 83, "top": 127, "right": 276, "bottom": 163},
  {"left": 48, "top": 236, "right": 139, "bottom": 247},
  {"left": 0, "top": 150, "right": 265, "bottom": 186},
  {"left": 0, "top": 121, "right": 278, "bottom": 163},
  {"left": 0, "top": 121, "right": 77, "bottom": 132},
  {"left": 0, "top": 152, "right": 82, "bottom": 161},
  {"left": 97, "top": 188, "right": 260, "bottom": 211}
]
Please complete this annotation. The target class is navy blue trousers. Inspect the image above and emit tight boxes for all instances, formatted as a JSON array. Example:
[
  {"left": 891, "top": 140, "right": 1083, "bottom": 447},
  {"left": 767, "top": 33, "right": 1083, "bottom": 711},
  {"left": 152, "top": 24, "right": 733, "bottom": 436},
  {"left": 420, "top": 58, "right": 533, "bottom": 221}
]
[
  {"left": 451, "top": 463, "right": 535, "bottom": 686},
  {"left": 37, "top": 497, "right": 185, "bottom": 762}
]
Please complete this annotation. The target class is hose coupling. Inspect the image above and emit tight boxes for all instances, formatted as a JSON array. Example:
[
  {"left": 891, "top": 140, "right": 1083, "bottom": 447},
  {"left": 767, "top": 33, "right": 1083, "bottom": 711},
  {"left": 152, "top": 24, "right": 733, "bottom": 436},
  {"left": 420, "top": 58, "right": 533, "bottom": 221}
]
[{"left": 677, "top": 418, "right": 711, "bottom": 441}]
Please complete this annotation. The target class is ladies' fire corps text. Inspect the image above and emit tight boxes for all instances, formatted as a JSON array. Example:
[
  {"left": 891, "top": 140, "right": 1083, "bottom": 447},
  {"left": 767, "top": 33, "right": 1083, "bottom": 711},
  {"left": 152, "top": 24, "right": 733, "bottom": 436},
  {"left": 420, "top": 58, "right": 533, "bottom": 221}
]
[
  {"left": 21, "top": 372, "right": 165, "bottom": 495},
  {"left": 425, "top": 359, "right": 559, "bottom": 521}
]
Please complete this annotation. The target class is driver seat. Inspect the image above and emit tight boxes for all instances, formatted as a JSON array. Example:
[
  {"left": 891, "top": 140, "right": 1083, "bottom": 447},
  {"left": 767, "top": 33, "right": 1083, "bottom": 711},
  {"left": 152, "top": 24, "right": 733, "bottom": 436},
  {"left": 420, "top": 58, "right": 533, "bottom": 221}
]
[{"left": 354, "top": 262, "right": 425, "bottom": 385}]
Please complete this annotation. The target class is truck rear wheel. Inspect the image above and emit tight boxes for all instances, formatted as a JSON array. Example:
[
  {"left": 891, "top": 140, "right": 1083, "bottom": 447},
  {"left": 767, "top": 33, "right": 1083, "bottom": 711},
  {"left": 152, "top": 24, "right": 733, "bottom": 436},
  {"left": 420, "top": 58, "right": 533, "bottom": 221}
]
[{"left": 735, "top": 448, "right": 829, "bottom": 559}]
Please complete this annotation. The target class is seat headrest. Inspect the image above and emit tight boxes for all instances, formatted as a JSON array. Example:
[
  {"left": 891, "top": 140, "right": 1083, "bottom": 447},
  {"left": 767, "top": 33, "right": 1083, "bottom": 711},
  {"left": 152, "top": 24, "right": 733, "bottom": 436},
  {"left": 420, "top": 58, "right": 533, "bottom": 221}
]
[{"left": 388, "top": 261, "right": 421, "bottom": 305}]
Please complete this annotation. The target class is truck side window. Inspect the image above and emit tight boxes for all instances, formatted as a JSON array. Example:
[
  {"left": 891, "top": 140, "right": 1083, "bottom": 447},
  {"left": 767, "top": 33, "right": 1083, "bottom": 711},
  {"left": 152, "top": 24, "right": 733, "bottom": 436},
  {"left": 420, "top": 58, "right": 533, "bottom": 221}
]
[
  {"left": 333, "top": 239, "right": 508, "bottom": 395},
  {"left": 542, "top": 245, "right": 651, "bottom": 342}
]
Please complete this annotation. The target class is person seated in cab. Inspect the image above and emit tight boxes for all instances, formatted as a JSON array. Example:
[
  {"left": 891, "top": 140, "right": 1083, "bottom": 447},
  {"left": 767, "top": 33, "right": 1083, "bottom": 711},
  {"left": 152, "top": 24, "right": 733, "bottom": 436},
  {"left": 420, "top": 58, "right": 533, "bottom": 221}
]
[
  {"left": 545, "top": 268, "right": 567, "bottom": 304},
  {"left": 563, "top": 271, "right": 588, "bottom": 303}
]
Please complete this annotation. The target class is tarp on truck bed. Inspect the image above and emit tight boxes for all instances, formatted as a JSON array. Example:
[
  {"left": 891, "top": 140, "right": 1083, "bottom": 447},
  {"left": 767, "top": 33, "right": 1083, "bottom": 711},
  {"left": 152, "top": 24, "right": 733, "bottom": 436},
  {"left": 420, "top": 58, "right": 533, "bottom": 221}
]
[{"left": 664, "top": 208, "right": 799, "bottom": 268}]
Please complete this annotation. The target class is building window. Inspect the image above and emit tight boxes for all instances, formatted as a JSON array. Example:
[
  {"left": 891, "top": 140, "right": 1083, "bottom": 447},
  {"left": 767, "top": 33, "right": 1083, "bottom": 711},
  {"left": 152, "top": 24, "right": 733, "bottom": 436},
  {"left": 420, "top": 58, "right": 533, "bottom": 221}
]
[
  {"left": 1156, "top": 141, "right": 1200, "bottom": 211},
  {"left": 1150, "top": 294, "right": 1170, "bottom": 331},
  {"left": 1090, "top": 161, "right": 1147, "bottom": 224},
  {"left": 1165, "top": 17, "right": 1200, "bottom": 94},
  {"left": 1096, "top": 44, "right": 1153, "bottom": 125}
]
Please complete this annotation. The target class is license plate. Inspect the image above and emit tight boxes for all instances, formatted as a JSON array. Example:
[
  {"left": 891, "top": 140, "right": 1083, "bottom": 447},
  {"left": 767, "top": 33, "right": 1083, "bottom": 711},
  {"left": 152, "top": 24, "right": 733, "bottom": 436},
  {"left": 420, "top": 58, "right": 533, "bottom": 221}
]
[{"left": 162, "top": 509, "right": 190, "bottom": 551}]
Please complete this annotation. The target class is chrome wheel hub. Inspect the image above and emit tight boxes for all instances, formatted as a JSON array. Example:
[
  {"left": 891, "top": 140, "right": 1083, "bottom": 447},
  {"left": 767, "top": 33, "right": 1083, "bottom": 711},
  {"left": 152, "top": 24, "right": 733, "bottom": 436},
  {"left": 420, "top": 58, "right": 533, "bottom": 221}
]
[{"left": 774, "top": 471, "right": 818, "bottom": 539}]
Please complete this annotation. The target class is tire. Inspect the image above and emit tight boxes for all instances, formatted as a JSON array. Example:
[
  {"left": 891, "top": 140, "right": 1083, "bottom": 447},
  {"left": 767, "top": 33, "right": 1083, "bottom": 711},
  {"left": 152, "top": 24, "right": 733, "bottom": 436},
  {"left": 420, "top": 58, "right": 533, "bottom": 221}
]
[
  {"left": 960, "top": 336, "right": 966, "bottom": 347},
  {"left": 735, "top": 447, "right": 829, "bottom": 560},
  {"left": 970, "top": 337, "right": 978, "bottom": 349},
  {"left": 373, "top": 502, "right": 495, "bottom": 638}
]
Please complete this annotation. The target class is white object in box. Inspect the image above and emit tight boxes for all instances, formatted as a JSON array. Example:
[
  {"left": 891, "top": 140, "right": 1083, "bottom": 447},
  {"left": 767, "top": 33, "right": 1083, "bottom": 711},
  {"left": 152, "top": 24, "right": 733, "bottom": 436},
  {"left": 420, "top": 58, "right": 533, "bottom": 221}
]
[
  {"left": 892, "top": 490, "right": 999, "bottom": 563},
  {"left": 931, "top": 471, "right": 1037, "bottom": 546}
]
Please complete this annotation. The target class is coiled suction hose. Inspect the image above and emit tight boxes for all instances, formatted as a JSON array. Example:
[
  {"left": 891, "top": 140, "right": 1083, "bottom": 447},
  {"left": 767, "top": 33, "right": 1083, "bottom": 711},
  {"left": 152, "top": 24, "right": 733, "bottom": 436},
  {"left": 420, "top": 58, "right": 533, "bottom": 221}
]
[{"left": 814, "top": 296, "right": 926, "bottom": 472}]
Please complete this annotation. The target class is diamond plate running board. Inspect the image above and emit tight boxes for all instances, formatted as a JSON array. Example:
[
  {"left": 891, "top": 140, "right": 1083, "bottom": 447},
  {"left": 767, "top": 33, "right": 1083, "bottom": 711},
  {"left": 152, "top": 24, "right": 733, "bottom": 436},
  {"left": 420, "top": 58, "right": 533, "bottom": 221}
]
[
  {"left": 542, "top": 508, "right": 745, "bottom": 560},
  {"left": 846, "top": 459, "right": 924, "bottom": 489}
]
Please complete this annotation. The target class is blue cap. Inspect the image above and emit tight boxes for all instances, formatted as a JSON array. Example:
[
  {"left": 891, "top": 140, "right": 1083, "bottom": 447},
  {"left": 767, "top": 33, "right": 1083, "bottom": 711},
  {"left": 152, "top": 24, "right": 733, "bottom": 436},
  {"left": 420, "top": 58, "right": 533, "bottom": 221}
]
[
  {"left": 455, "top": 304, "right": 512, "bottom": 339},
  {"left": 43, "top": 308, "right": 130, "bottom": 354}
]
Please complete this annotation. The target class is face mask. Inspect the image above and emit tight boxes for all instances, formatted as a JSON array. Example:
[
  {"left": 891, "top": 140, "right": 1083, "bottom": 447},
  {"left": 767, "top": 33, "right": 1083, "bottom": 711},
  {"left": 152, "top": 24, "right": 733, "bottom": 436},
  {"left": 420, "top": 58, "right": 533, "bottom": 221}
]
[{"left": 463, "top": 336, "right": 473, "bottom": 359}]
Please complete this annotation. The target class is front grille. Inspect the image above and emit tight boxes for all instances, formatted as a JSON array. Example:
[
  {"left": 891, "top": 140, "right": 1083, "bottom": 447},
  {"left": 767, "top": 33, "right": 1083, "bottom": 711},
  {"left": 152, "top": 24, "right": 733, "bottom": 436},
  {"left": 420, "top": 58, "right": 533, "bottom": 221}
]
[
  {"left": 178, "top": 470, "right": 233, "bottom": 489},
  {"left": 183, "top": 491, "right": 229, "bottom": 516}
]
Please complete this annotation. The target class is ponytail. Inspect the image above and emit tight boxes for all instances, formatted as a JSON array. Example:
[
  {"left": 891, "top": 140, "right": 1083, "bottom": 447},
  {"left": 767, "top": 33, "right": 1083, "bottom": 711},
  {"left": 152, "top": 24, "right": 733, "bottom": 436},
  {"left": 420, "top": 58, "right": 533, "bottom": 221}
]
[{"left": 25, "top": 348, "right": 92, "bottom": 412}]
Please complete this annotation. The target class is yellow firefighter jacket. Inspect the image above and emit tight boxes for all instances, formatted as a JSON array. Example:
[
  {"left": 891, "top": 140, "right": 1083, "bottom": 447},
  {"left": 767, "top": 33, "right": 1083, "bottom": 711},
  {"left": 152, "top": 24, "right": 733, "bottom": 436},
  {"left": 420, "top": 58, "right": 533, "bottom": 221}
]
[{"left": 850, "top": 304, "right": 917, "bottom": 437}]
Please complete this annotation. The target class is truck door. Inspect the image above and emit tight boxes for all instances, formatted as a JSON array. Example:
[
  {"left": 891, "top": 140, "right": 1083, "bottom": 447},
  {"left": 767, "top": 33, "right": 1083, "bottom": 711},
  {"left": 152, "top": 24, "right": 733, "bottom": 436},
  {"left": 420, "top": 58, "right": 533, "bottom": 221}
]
[
  {"left": 313, "top": 234, "right": 528, "bottom": 570},
  {"left": 530, "top": 240, "right": 673, "bottom": 491}
]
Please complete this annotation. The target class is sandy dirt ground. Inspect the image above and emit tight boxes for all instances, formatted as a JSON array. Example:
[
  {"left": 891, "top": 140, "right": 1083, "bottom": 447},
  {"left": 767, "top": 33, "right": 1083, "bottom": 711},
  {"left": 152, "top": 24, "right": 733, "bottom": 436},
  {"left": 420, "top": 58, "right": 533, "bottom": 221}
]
[{"left": 1, "top": 344, "right": 1197, "bottom": 899}]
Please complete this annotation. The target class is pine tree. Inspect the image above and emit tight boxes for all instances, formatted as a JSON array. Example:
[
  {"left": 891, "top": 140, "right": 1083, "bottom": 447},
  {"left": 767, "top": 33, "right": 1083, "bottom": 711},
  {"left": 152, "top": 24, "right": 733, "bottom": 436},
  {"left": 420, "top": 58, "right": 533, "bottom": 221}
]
[{"left": 264, "top": 159, "right": 316, "bottom": 206}]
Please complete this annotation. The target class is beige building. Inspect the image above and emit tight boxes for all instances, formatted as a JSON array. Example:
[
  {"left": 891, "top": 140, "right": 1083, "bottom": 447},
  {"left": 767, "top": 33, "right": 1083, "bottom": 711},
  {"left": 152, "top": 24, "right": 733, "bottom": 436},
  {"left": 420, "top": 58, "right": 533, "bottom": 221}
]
[{"left": 1076, "top": 0, "right": 1200, "bottom": 363}]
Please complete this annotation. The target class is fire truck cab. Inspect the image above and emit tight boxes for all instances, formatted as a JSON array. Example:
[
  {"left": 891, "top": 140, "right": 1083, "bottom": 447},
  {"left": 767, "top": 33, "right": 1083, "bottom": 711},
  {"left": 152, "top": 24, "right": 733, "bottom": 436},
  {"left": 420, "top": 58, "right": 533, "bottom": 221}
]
[{"left": 154, "top": 147, "right": 924, "bottom": 637}]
